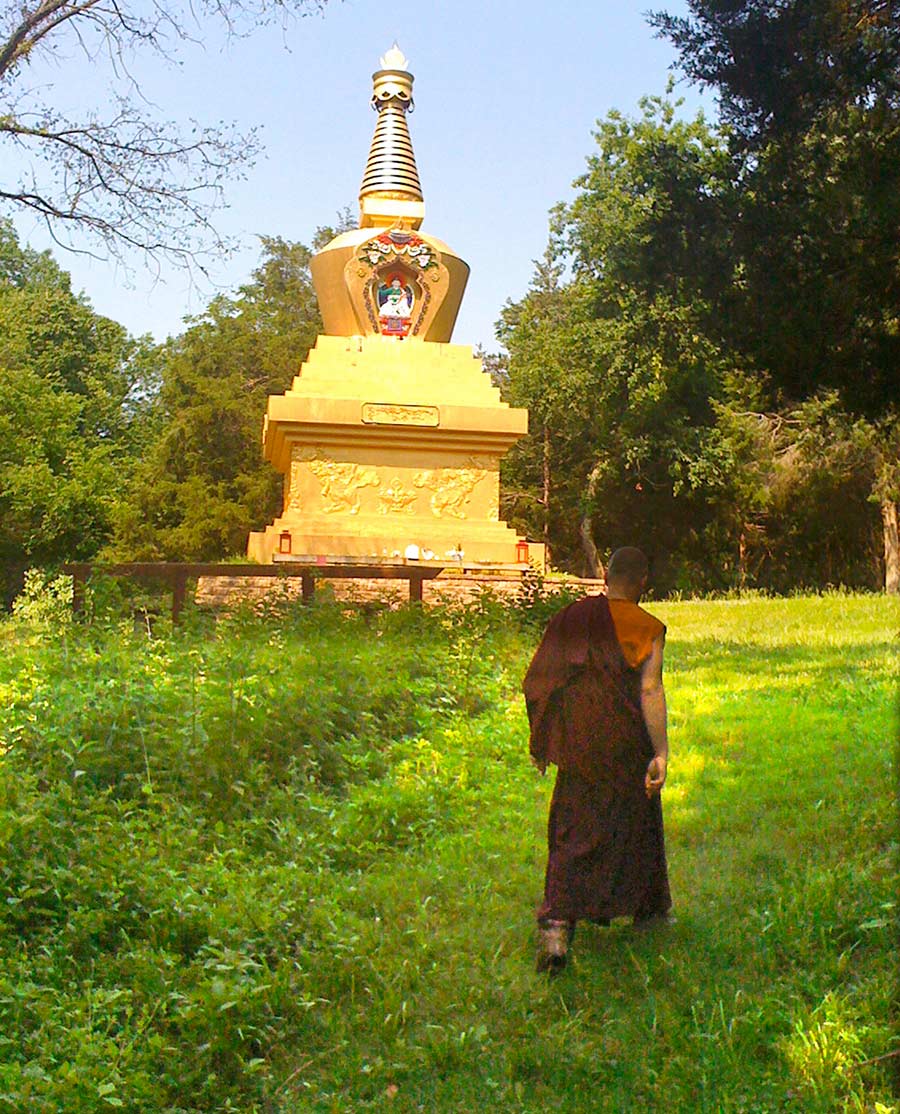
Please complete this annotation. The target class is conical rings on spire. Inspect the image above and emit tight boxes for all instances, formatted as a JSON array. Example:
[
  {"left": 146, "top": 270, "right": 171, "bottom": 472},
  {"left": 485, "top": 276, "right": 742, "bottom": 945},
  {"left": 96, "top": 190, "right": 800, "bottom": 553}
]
[
  {"left": 360, "top": 45, "right": 423, "bottom": 212},
  {"left": 360, "top": 105, "right": 423, "bottom": 200}
]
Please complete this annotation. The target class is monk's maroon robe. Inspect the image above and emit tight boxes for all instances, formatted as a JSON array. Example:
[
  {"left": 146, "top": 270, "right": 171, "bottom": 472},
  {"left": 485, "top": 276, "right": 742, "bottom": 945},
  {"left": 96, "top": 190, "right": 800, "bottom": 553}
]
[{"left": 523, "top": 595, "right": 671, "bottom": 923}]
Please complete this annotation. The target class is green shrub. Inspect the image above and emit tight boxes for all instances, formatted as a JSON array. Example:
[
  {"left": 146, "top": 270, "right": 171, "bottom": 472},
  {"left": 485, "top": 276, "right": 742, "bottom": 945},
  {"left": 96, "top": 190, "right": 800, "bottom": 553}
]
[{"left": 10, "top": 569, "right": 73, "bottom": 626}]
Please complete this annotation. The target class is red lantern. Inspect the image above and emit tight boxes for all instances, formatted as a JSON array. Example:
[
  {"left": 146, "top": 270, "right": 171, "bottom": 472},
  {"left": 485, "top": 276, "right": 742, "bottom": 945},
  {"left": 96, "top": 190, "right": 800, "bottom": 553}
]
[
  {"left": 278, "top": 531, "right": 292, "bottom": 555},
  {"left": 516, "top": 540, "right": 530, "bottom": 563}
]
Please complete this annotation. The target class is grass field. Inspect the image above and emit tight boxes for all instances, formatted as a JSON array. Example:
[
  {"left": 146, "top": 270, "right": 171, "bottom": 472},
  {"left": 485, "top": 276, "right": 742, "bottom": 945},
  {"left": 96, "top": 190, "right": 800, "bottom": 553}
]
[{"left": 0, "top": 592, "right": 897, "bottom": 1112}]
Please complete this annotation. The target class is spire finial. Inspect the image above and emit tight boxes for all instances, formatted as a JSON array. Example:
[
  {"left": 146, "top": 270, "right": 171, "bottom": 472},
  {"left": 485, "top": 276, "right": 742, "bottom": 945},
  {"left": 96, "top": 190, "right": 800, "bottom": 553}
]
[
  {"left": 359, "top": 44, "right": 424, "bottom": 228},
  {"left": 380, "top": 43, "right": 408, "bottom": 70}
]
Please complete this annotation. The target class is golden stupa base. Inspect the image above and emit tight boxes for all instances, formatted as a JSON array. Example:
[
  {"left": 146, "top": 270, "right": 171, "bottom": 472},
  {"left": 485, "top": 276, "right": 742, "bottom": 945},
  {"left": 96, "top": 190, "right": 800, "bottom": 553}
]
[
  {"left": 248, "top": 519, "right": 544, "bottom": 571},
  {"left": 249, "top": 335, "right": 536, "bottom": 569}
]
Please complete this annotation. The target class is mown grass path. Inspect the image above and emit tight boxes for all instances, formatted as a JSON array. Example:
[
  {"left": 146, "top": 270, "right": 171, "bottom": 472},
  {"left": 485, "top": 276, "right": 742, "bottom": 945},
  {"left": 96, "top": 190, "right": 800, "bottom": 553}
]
[
  {"left": 0, "top": 595, "right": 897, "bottom": 1112},
  {"left": 279, "top": 596, "right": 897, "bottom": 1113}
]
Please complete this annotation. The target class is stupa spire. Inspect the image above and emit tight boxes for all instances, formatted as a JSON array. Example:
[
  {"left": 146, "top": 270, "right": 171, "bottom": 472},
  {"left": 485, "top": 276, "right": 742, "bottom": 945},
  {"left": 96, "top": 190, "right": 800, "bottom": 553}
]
[{"left": 359, "top": 45, "right": 424, "bottom": 229}]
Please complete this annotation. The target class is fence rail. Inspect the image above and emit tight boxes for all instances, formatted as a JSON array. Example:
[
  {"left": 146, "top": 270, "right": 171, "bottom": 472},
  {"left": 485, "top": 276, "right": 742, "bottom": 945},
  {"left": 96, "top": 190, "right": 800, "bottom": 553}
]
[{"left": 62, "top": 562, "right": 450, "bottom": 622}]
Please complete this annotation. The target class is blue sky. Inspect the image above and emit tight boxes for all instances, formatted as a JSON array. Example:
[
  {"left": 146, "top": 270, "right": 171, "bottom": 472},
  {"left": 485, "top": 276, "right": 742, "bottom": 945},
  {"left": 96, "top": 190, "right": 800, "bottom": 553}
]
[{"left": 7, "top": 0, "right": 714, "bottom": 350}]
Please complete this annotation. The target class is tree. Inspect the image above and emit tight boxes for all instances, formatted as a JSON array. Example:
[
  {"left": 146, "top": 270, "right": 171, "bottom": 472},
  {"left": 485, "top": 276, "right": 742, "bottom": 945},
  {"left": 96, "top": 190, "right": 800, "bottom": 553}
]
[
  {"left": 650, "top": 0, "right": 900, "bottom": 147},
  {"left": 0, "top": 218, "right": 157, "bottom": 603},
  {"left": 500, "top": 99, "right": 743, "bottom": 588},
  {"left": 650, "top": 0, "right": 900, "bottom": 588},
  {"left": 498, "top": 249, "right": 578, "bottom": 569},
  {"left": 0, "top": 0, "right": 329, "bottom": 268},
  {"left": 500, "top": 84, "right": 890, "bottom": 592},
  {"left": 110, "top": 234, "right": 326, "bottom": 560},
  {"left": 871, "top": 414, "right": 900, "bottom": 592},
  {"left": 709, "top": 392, "right": 884, "bottom": 590}
]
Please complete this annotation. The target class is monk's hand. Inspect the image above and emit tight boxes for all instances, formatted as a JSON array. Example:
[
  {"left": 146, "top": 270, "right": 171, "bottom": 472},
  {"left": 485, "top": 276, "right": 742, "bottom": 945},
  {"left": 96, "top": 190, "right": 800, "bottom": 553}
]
[
  {"left": 530, "top": 754, "right": 547, "bottom": 776},
  {"left": 645, "top": 755, "right": 667, "bottom": 797}
]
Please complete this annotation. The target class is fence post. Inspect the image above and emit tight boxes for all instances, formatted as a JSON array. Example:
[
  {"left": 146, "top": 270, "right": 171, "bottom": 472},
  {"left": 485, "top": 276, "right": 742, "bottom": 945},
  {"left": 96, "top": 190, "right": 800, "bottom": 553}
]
[
  {"left": 172, "top": 570, "right": 188, "bottom": 624},
  {"left": 71, "top": 565, "right": 87, "bottom": 618}
]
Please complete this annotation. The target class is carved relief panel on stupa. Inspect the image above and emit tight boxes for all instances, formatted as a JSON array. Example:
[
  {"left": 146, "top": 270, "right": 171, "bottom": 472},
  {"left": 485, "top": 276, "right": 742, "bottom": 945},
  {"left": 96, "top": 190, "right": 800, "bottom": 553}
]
[{"left": 284, "top": 444, "right": 501, "bottom": 524}]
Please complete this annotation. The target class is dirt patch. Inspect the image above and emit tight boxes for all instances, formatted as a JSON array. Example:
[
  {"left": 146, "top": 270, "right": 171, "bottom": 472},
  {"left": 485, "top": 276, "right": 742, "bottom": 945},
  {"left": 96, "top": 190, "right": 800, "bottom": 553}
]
[{"left": 195, "top": 572, "right": 604, "bottom": 611}]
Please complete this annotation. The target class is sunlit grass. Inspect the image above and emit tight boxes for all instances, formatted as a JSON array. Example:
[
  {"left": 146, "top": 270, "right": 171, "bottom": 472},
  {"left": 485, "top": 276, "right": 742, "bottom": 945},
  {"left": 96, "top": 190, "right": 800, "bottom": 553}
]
[{"left": 0, "top": 594, "right": 896, "bottom": 1112}]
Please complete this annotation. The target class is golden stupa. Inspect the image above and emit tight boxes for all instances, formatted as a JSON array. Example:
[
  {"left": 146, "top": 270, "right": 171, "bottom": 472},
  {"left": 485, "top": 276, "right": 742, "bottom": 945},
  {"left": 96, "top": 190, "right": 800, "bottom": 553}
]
[{"left": 247, "top": 46, "right": 539, "bottom": 568}]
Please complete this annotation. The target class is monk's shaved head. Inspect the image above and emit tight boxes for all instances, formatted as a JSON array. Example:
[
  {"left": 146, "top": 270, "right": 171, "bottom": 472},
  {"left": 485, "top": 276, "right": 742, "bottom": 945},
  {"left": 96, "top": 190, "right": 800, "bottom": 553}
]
[{"left": 606, "top": 547, "right": 649, "bottom": 592}]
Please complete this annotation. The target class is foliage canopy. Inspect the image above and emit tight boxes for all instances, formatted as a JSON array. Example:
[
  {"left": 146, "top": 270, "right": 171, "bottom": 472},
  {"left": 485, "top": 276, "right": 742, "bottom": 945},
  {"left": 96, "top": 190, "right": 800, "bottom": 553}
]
[
  {"left": 500, "top": 2, "right": 899, "bottom": 590},
  {"left": 0, "top": 219, "right": 157, "bottom": 602},
  {"left": 109, "top": 234, "right": 326, "bottom": 561}
]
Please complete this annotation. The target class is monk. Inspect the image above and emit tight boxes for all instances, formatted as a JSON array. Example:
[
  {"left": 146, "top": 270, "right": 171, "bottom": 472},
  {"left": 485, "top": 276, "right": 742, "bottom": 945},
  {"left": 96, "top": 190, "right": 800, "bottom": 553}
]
[{"left": 523, "top": 546, "right": 671, "bottom": 972}]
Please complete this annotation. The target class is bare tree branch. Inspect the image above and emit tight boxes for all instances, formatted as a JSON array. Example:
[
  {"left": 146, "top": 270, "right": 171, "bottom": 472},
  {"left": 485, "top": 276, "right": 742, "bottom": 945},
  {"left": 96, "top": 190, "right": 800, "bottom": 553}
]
[
  {"left": 0, "top": 0, "right": 329, "bottom": 267},
  {"left": 1, "top": 2, "right": 103, "bottom": 81}
]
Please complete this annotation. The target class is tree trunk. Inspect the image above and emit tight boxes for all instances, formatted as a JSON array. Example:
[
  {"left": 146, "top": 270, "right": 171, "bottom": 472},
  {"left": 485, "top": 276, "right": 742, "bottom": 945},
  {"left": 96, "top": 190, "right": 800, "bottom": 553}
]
[
  {"left": 579, "top": 460, "right": 605, "bottom": 580},
  {"left": 882, "top": 499, "right": 900, "bottom": 593},
  {"left": 579, "top": 515, "right": 602, "bottom": 579},
  {"left": 542, "top": 424, "right": 551, "bottom": 564}
]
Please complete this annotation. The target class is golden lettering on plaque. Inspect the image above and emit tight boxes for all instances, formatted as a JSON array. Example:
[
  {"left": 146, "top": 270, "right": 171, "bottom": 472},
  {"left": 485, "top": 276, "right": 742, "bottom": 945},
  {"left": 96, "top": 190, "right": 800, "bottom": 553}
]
[{"left": 361, "top": 403, "right": 440, "bottom": 427}]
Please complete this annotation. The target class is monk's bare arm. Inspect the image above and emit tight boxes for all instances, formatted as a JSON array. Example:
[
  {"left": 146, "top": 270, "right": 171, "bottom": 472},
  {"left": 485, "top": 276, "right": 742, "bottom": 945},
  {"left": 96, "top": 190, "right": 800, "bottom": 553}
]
[{"left": 641, "top": 634, "right": 668, "bottom": 796}]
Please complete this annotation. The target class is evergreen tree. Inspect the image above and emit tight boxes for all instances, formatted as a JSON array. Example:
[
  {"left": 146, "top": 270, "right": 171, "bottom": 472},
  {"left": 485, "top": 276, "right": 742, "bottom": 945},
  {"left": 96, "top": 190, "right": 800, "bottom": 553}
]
[{"left": 111, "top": 236, "right": 325, "bottom": 560}]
